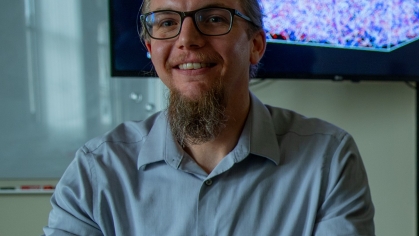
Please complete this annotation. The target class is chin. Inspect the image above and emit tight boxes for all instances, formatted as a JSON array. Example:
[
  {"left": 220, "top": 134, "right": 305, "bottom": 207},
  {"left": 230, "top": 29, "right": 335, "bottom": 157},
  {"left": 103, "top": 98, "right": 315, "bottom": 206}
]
[
  {"left": 176, "top": 82, "right": 214, "bottom": 100},
  {"left": 177, "top": 89, "right": 206, "bottom": 102}
]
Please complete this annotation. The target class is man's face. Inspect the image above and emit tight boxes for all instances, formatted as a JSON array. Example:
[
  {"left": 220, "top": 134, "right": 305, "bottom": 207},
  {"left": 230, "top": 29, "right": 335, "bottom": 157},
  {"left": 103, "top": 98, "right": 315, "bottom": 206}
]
[
  {"left": 145, "top": 0, "right": 261, "bottom": 102},
  {"left": 144, "top": 0, "right": 265, "bottom": 145}
]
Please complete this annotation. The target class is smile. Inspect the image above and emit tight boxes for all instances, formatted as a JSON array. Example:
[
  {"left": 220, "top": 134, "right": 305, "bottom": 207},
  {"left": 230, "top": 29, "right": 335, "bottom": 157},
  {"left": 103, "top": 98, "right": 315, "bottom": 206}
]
[{"left": 178, "top": 62, "right": 211, "bottom": 70}]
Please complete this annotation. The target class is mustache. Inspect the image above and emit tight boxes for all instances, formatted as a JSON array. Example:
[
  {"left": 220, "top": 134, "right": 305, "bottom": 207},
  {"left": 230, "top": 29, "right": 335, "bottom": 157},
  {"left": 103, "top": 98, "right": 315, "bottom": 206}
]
[{"left": 166, "top": 51, "right": 223, "bottom": 68}]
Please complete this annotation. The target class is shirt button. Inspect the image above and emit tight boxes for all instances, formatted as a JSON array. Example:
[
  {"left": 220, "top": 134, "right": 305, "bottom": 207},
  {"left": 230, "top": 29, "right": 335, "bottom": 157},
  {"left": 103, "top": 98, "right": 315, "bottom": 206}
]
[{"left": 204, "top": 179, "right": 213, "bottom": 186}]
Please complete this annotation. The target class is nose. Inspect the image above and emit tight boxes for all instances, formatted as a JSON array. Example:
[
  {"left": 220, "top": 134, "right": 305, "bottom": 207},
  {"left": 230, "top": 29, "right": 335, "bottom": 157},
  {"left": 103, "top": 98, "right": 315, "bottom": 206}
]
[{"left": 176, "top": 17, "right": 205, "bottom": 49}]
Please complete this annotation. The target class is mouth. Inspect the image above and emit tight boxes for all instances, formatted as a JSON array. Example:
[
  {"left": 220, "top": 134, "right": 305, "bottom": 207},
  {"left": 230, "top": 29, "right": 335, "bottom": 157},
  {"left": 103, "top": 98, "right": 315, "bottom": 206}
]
[{"left": 178, "top": 62, "right": 214, "bottom": 70}]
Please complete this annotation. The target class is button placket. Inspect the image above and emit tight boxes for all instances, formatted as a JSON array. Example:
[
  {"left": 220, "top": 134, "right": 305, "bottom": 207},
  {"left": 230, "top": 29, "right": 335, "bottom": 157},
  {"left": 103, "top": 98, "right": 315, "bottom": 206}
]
[{"left": 197, "top": 178, "right": 217, "bottom": 235}]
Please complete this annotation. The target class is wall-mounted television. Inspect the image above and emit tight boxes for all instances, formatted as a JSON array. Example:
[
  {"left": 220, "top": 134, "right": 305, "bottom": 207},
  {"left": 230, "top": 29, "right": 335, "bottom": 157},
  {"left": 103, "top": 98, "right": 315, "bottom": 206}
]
[{"left": 109, "top": 0, "right": 419, "bottom": 81}]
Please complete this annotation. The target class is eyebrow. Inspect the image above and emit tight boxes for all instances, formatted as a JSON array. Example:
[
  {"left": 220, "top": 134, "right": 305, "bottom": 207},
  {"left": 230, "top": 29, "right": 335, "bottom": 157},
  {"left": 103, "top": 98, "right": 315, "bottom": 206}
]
[{"left": 151, "top": 3, "right": 230, "bottom": 12}]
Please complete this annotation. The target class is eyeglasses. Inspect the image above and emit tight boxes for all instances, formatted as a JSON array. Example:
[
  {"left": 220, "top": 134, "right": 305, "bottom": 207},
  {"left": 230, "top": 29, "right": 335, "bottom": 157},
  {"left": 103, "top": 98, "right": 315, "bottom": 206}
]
[{"left": 140, "top": 7, "right": 254, "bottom": 40}]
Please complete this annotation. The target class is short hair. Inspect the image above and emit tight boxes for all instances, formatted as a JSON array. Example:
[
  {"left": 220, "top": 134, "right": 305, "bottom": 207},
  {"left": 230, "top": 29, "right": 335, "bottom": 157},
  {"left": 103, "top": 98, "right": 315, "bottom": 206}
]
[
  {"left": 241, "top": 0, "right": 264, "bottom": 78},
  {"left": 139, "top": 0, "right": 264, "bottom": 78}
]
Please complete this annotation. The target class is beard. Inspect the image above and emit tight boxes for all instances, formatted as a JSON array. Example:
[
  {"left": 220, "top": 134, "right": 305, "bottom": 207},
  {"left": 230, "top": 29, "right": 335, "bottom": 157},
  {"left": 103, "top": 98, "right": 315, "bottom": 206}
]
[{"left": 167, "top": 81, "right": 228, "bottom": 147}]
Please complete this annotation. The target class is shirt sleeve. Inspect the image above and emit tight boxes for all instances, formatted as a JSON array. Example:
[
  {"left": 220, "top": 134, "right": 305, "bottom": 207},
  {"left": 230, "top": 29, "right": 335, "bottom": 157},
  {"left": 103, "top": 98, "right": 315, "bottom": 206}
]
[
  {"left": 313, "top": 133, "right": 375, "bottom": 236},
  {"left": 43, "top": 147, "right": 103, "bottom": 236}
]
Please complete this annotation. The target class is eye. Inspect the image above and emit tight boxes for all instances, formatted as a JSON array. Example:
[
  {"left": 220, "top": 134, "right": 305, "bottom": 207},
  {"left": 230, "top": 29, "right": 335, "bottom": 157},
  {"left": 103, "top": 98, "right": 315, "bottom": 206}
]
[
  {"left": 149, "top": 12, "right": 181, "bottom": 29},
  {"left": 159, "top": 19, "right": 177, "bottom": 27},
  {"left": 198, "top": 8, "right": 231, "bottom": 26},
  {"left": 208, "top": 16, "right": 224, "bottom": 23},
  {"left": 205, "top": 15, "right": 229, "bottom": 24}
]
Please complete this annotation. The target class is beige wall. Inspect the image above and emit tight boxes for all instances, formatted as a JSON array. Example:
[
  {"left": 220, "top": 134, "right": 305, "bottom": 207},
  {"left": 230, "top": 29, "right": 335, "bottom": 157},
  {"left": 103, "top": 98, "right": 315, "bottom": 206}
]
[
  {"left": 0, "top": 179, "right": 57, "bottom": 236},
  {"left": 0, "top": 79, "right": 416, "bottom": 235}
]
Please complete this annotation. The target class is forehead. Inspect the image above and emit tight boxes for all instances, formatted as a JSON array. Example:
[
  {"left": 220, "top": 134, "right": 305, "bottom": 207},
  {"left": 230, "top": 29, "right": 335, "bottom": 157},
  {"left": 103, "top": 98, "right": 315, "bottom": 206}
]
[{"left": 148, "top": 0, "right": 242, "bottom": 12}]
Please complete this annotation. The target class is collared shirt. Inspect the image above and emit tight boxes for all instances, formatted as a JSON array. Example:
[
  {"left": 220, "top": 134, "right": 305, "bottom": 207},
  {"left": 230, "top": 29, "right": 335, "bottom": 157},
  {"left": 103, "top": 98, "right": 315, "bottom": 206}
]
[{"left": 44, "top": 93, "right": 375, "bottom": 236}]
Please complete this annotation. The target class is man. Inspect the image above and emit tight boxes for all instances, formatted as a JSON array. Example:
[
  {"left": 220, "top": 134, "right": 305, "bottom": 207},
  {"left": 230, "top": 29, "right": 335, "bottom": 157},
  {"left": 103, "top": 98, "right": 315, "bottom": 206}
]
[{"left": 44, "top": 0, "right": 375, "bottom": 235}]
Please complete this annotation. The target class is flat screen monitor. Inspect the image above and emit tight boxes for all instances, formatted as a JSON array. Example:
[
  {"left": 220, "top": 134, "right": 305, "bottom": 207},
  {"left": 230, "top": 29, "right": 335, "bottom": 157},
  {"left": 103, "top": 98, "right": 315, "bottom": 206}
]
[{"left": 109, "top": 0, "right": 419, "bottom": 81}]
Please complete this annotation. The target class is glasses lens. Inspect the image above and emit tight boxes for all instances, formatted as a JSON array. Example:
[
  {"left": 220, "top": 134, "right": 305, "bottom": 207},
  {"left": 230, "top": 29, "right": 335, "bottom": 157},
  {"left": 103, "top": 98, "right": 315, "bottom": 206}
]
[
  {"left": 145, "top": 11, "right": 181, "bottom": 39},
  {"left": 196, "top": 8, "right": 232, "bottom": 35}
]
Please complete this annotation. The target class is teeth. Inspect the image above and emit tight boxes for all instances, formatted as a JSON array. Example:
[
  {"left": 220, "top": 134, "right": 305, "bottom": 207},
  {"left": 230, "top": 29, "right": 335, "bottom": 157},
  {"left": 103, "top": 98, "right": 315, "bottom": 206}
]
[{"left": 179, "top": 63, "right": 210, "bottom": 70}]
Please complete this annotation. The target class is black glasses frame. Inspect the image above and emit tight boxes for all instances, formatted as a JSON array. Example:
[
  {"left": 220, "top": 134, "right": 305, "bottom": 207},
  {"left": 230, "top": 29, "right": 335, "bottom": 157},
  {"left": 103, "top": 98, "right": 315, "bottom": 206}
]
[{"left": 140, "top": 7, "right": 254, "bottom": 40}]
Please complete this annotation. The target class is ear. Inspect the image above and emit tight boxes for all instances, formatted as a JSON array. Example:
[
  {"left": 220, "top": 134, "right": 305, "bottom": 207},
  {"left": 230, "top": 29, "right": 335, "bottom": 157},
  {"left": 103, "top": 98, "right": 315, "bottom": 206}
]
[
  {"left": 145, "top": 40, "right": 152, "bottom": 55},
  {"left": 249, "top": 30, "right": 266, "bottom": 65}
]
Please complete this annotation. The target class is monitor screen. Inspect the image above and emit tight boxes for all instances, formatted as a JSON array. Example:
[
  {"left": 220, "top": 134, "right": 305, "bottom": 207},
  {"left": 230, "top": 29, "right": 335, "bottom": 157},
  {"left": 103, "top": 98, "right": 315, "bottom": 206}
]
[{"left": 109, "top": 0, "right": 419, "bottom": 81}]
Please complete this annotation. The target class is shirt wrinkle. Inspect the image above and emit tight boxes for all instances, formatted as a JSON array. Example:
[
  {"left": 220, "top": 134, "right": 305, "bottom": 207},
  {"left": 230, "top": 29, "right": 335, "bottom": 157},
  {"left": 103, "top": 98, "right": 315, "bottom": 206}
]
[
  {"left": 85, "top": 151, "right": 98, "bottom": 226},
  {"left": 84, "top": 139, "right": 145, "bottom": 155},
  {"left": 278, "top": 130, "right": 344, "bottom": 142}
]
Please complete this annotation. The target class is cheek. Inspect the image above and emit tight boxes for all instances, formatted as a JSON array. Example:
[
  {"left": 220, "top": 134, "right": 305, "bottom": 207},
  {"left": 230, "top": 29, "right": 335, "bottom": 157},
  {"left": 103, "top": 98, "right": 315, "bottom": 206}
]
[
  {"left": 150, "top": 43, "right": 167, "bottom": 70},
  {"left": 222, "top": 38, "right": 250, "bottom": 73},
  {"left": 217, "top": 36, "right": 252, "bottom": 94},
  {"left": 150, "top": 42, "right": 172, "bottom": 84}
]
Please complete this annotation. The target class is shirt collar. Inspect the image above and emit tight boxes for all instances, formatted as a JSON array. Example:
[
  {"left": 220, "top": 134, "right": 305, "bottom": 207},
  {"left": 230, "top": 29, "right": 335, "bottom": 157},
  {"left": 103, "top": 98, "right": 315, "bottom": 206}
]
[
  {"left": 247, "top": 92, "right": 281, "bottom": 165},
  {"left": 137, "top": 111, "right": 184, "bottom": 169},
  {"left": 137, "top": 92, "right": 281, "bottom": 169}
]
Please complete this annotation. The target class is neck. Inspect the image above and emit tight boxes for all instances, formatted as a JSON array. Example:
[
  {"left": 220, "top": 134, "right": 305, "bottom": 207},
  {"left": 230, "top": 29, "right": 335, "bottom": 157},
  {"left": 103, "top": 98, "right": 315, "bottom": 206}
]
[{"left": 184, "top": 92, "right": 250, "bottom": 173}]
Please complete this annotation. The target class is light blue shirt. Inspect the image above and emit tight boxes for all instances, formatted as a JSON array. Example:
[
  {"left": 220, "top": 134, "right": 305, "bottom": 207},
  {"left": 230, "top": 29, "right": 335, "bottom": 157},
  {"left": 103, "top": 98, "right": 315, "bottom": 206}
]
[{"left": 44, "top": 93, "right": 374, "bottom": 235}]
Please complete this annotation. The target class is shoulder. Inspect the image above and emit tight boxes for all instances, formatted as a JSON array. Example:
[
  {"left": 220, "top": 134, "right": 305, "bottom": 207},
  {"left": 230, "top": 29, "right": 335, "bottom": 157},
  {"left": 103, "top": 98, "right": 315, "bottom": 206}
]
[
  {"left": 81, "top": 111, "right": 163, "bottom": 155},
  {"left": 264, "top": 104, "right": 348, "bottom": 142}
]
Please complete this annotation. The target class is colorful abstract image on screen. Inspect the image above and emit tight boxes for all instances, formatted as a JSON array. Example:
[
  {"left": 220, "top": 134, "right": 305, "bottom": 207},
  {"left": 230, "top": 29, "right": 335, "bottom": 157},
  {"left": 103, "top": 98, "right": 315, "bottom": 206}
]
[{"left": 261, "top": 0, "right": 419, "bottom": 52}]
